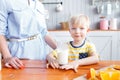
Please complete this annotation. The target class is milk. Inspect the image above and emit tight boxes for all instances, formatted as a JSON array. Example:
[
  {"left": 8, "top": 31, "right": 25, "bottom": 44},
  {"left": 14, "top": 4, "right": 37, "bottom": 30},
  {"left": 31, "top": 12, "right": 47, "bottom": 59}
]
[
  {"left": 56, "top": 42, "right": 68, "bottom": 65},
  {"left": 57, "top": 49, "right": 68, "bottom": 65}
]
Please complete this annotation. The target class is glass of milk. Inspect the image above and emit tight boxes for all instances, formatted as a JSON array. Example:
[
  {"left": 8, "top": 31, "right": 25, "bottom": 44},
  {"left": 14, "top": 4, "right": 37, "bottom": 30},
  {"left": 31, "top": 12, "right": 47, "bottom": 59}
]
[{"left": 57, "top": 42, "right": 68, "bottom": 65}]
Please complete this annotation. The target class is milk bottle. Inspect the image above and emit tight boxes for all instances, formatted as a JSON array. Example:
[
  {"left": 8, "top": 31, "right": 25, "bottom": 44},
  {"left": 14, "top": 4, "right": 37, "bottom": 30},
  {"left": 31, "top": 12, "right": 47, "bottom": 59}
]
[{"left": 109, "top": 18, "right": 117, "bottom": 30}]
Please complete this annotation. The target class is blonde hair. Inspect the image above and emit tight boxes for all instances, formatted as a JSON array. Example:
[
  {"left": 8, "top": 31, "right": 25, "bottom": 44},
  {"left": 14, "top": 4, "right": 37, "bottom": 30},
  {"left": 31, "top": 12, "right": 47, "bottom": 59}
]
[
  {"left": 69, "top": 14, "right": 90, "bottom": 28},
  {"left": 39, "top": 0, "right": 44, "bottom": 2}
]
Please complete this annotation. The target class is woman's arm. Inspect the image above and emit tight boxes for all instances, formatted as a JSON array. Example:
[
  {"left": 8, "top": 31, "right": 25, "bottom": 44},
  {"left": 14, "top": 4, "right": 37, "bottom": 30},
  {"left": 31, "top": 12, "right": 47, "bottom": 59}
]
[
  {"left": 0, "top": 35, "right": 24, "bottom": 69},
  {"left": 44, "top": 34, "right": 57, "bottom": 49},
  {"left": 0, "top": 35, "right": 12, "bottom": 59}
]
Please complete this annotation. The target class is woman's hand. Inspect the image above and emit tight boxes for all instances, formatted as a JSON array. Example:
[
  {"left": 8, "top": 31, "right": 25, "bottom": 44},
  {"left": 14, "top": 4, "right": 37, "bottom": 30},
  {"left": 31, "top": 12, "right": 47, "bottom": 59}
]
[
  {"left": 59, "top": 61, "right": 79, "bottom": 72},
  {"left": 3, "top": 57, "right": 24, "bottom": 69}
]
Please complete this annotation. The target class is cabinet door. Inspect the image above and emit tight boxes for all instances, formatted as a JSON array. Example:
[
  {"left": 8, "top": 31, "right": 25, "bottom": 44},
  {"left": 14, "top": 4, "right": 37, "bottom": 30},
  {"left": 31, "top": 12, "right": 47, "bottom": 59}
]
[
  {"left": 87, "top": 31, "right": 117, "bottom": 60},
  {"left": 117, "top": 32, "right": 120, "bottom": 60}
]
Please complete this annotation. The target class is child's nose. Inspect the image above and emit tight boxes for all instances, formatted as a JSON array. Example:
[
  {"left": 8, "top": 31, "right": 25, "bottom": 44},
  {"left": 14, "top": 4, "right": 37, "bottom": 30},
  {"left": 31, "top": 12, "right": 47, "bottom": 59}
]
[{"left": 75, "top": 28, "right": 81, "bottom": 33}]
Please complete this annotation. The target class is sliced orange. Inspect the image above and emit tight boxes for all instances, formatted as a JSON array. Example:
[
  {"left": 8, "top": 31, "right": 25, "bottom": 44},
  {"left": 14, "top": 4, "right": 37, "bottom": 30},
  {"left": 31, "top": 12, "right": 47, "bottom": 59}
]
[
  {"left": 90, "top": 68, "right": 97, "bottom": 78},
  {"left": 86, "top": 67, "right": 120, "bottom": 80},
  {"left": 110, "top": 70, "right": 120, "bottom": 80},
  {"left": 100, "top": 68, "right": 120, "bottom": 80},
  {"left": 86, "top": 68, "right": 97, "bottom": 79},
  {"left": 86, "top": 70, "right": 91, "bottom": 79},
  {"left": 100, "top": 71, "right": 110, "bottom": 80}
]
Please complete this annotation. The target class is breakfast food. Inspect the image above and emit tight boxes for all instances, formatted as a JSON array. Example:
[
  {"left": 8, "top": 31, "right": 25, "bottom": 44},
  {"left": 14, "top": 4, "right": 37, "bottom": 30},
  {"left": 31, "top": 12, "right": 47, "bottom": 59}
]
[
  {"left": 86, "top": 68, "right": 98, "bottom": 80},
  {"left": 113, "top": 65, "right": 120, "bottom": 70},
  {"left": 100, "top": 68, "right": 120, "bottom": 80},
  {"left": 86, "top": 66, "right": 120, "bottom": 80}
]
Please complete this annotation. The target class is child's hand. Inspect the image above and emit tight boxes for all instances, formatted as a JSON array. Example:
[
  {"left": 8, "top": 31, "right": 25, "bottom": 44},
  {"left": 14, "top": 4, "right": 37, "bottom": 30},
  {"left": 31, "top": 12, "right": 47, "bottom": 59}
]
[
  {"left": 47, "top": 56, "right": 59, "bottom": 69},
  {"left": 59, "top": 61, "right": 79, "bottom": 72}
]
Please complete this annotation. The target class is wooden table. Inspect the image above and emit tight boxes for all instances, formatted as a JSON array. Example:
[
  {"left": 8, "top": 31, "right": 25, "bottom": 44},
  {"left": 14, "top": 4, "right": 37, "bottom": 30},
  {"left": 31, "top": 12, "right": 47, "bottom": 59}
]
[{"left": 0, "top": 60, "right": 120, "bottom": 80}]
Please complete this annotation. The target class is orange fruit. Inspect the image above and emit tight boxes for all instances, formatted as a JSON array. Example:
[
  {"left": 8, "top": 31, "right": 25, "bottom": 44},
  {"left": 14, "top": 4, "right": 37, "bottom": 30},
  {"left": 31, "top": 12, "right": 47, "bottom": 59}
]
[
  {"left": 90, "top": 68, "right": 97, "bottom": 78},
  {"left": 100, "top": 68, "right": 120, "bottom": 80},
  {"left": 86, "top": 70, "right": 91, "bottom": 79},
  {"left": 100, "top": 71, "right": 110, "bottom": 80},
  {"left": 86, "top": 68, "right": 97, "bottom": 79},
  {"left": 111, "top": 71, "right": 120, "bottom": 80}
]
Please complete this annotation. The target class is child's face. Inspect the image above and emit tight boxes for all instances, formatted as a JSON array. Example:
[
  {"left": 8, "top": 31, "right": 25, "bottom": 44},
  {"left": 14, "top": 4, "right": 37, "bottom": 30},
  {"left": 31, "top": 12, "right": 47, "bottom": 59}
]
[{"left": 69, "top": 24, "right": 88, "bottom": 42}]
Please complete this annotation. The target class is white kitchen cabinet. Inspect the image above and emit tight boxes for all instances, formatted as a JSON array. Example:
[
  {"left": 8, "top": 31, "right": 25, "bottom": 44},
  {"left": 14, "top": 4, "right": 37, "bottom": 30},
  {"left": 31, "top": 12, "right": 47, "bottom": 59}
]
[
  {"left": 87, "top": 31, "right": 118, "bottom": 60},
  {"left": 48, "top": 31, "right": 119, "bottom": 60},
  {"left": 49, "top": 31, "right": 73, "bottom": 42},
  {"left": 117, "top": 32, "right": 120, "bottom": 60}
]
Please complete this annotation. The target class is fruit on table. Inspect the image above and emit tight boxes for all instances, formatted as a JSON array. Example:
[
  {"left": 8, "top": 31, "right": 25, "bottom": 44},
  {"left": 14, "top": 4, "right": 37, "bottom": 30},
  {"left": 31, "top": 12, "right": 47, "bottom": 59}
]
[
  {"left": 86, "top": 67, "right": 120, "bottom": 80},
  {"left": 86, "top": 68, "right": 97, "bottom": 79},
  {"left": 100, "top": 68, "right": 120, "bottom": 80},
  {"left": 113, "top": 65, "right": 120, "bottom": 70}
]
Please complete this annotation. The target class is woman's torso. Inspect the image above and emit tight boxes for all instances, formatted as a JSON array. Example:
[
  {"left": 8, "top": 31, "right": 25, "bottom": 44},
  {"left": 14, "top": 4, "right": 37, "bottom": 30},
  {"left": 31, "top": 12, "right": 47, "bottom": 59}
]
[{"left": 0, "top": 0, "right": 48, "bottom": 60}]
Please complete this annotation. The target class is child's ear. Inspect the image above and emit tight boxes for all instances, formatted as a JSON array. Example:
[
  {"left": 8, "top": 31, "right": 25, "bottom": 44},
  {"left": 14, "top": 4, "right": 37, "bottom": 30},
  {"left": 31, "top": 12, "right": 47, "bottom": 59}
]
[
  {"left": 87, "top": 28, "right": 90, "bottom": 32},
  {"left": 68, "top": 28, "right": 70, "bottom": 32}
]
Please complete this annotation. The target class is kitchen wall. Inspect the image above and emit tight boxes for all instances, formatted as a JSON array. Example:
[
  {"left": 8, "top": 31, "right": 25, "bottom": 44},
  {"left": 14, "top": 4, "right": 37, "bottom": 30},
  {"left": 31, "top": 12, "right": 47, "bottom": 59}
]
[{"left": 43, "top": 0, "right": 120, "bottom": 30}]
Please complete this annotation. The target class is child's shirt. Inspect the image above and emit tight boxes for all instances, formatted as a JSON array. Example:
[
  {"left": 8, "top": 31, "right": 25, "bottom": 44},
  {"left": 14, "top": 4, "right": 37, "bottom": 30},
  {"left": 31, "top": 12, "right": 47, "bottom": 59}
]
[{"left": 52, "top": 39, "right": 96, "bottom": 61}]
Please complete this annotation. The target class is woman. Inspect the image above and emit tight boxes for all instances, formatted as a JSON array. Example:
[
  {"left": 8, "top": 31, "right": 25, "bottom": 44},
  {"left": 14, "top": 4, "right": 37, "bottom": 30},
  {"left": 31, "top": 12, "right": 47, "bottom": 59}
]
[{"left": 0, "top": 0, "right": 56, "bottom": 69}]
